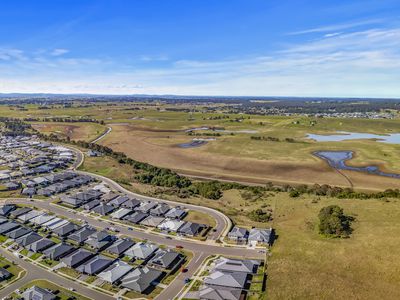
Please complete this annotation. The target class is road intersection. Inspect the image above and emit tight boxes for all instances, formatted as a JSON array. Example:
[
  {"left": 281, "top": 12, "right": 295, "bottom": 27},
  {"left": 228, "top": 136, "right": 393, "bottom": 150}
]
[{"left": 0, "top": 146, "right": 266, "bottom": 300}]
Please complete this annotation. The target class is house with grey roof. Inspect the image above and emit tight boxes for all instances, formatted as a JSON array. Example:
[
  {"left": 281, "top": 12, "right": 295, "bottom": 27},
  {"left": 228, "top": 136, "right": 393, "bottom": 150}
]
[
  {"left": 213, "top": 257, "right": 260, "bottom": 274},
  {"left": 228, "top": 227, "right": 249, "bottom": 243},
  {"left": 9, "top": 207, "right": 32, "bottom": 218},
  {"left": 121, "top": 266, "right": 164, "bottom": 293},
  {"left": 47, "top": 219, "right": 69, "bottom": 230},
  {"left": 139, "top": 215, "right": 164, "bottom": 228},
  {"left": 101, "top": 192, "right": 119, "bottom": 203},
  {"left": 43, "top": 243, "right": 76, "bottom": 260},
  {"left": 108, "top": 195, "right": 129, "bottom": 207},
  {"left": 0, "top": 267, "right": 11, "bottom": 281},
  {"left": 121, "top": 198, "right": 141, "bottom": 209},
  {"left": 165, "top": 207, "right": 187, "bottom": 220},
  {"left": 59, "top": 195, "right": 83, "bottom": 208},
  {"left": 124, "top": 212, "right": 148, "bottom": 224},
  {"left": 105, "top": 238, "right": 134, "bottom": 257},
  {"left": 135, "top": 201, "right": 157, "bottom": 214},
  {"left": 82, "top": 199, "right": 100, "bottom": 211},
  {"left": 110, "top": 208, "right": 133, "bottom": 220},
  {"left": 0, "top": 221, "right": 20, "bottom": 234},
  {"left": 157, "top": 219, "right": 185, "bottom": 232},
  {"left": 30, "top": 214, "right": 55, "bottom": 226},
  {"left": 149, "top": 203, "right": 170, "bottom": 217},
  {"left": 76, "top": 255, "right": 114, "bottom": 275},
  {"left": 69, "top": 226, "right": 96, "bottom": 244},
  {"left": 92, "top": 203, "right": 114, "bottom": 215},
  {"left": 61, "top": 248, "right": 94, "bottom": 268},
  {"left": 124, "top": 242, "right": 158, "bottom": 261},
  {"left": 148, "top": 249, "right": 184, "bottom": 270},
  {"left": 85, "top": 230, "right": 117, "bottom": 251},
  {"left": 248, "top": 228, "right": 274, "bottom": 245},
  {"left": 199, "top": 286, "right": 242, "bottom": 300},
  {"left": 98, "top": 260, "right": 133, "bottom": 284},
  {"left": 22, "top": 285, "right": 56, "bottom": 300},
  {"left": 204, "top": 271, "right": 248, "bottom": 289},
  {"left": 27, "top": 238, "right": 55, "bottom": 253},
  {"left": 52, "top": 222, "right": 80, "bottom": 237},
  {"left": 5, "top": 227, "right": 32, "bottom": 240},
  {"left": 18, "top": 210, "right": 43, "bottom": 223},
  {"left": 16, "top": 232, "right": 42, "bottom": 247},
  {"left": 0, "top": 204, "right": 16, "bottom": 216},
  {"left": 178, "top": 222, "right": 205, "bottom": 237}
]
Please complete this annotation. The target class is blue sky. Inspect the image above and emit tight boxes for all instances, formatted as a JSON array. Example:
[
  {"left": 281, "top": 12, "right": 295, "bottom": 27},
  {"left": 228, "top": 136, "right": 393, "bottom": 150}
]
[{"left": 1, "top": 0, "right": 400, "bottom": 97}]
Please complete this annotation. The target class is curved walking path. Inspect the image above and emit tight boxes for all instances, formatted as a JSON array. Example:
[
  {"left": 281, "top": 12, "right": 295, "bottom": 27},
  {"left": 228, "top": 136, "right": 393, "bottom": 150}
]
[{"left": 90, "top": 126, "right": 112, "bottom": 143}]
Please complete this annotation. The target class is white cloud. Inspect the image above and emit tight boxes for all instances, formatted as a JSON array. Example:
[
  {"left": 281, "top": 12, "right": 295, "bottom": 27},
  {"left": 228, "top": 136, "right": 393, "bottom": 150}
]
[
  {"left": 50, "top": 48, "right": 69, "bottom": 56},
  {"left": 288, "top": 19, "right": 383, "bottom": 35},
  {"left": 1, "top": 27, "right": 400, "bottom": 97}
]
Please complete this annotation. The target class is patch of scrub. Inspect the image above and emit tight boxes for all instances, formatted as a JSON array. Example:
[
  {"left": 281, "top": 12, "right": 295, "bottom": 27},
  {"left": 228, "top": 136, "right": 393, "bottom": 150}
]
[
  {"left": 307, "top": 131, "right": 400, "bottom": 144},
  {"left": 314, "top": 150, "right": 400, "bottom": 179}
]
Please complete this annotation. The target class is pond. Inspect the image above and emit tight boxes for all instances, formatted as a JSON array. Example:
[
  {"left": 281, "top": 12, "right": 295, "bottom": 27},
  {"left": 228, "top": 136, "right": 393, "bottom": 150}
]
[
  {"left": 185, "top": 127, "right": 258, "bottom": 134},
  {"left": 307, "top": 132, "right": 400, "bottom": 144},
  {"left": 314, "top": 151, "right": 400, "bottom": 179},
  {"left": 178, "top": 139, "right": 209, "bottom": 148}
]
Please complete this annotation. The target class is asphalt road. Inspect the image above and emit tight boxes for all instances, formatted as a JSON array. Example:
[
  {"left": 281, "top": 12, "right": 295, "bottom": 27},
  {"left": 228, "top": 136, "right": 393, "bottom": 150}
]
[
  {"left": 69, "top": 145, "right": 232, "bottom": 240},
  {"left": 0, "top": 145, "right": 264, "bottom": 299},
  {"left": 2, "top": 198, "right": 264, "bottom": 300},
  {"left": 0, "top": 247, "right": 114, "bottom": 300}
]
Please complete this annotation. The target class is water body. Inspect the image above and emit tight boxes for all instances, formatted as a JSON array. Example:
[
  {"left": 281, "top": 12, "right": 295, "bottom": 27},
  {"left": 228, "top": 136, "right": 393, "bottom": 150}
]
[
  {"left": 185, "top": 127, "right": 258, "bottom": 134},
  {"left": 178, "top": 140, "right": 208, "bottom": 148},
  {"left": 314, "top": 151, "right": 400, "bottom": 179},
  {"left": 307, "top": 132, "right": 400, "bottom": 144}
]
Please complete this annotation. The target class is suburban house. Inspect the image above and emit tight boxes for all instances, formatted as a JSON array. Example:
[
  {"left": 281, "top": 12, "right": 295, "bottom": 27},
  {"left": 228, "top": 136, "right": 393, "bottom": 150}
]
[
  {"left": 98, "top": 261, "right": 133, "bottom": 284},
  {"left": 43, "top": 243, "right": 76, "bottom": 260},
  {"left": 248, "top": 228, "right": 274, "bottom": 245},
  {"left": 228, "top": 226, "right": 249, "bottom": 243},
  {"left": 22, "top": 286, "right": 56, "bottom": 300},
  {"left": 178, "top": 222, "right": 205, "bottom": 237},
  {"left": 61, "top": 248, "right": 94, "bottom": 268},
  {"left": 121, "top": 266, "right": 164, "bottom": 294},
  {"left": 76, "top": 255, "right": 114, "bottom": 275},
  {"left": 105, "top": 238, "right": 135, "bottom": 257}
]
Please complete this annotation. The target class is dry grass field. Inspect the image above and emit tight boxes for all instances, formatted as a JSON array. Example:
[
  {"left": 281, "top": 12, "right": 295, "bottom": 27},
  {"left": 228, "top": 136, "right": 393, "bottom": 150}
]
[
  {"left": 267, "top": 195, "right": 400, "bottom": 300},
  {"left": 80, "top": 154, "right": 400, "bottom": 300},
  {"left": 99, "top": 123, "right": 400, "bottom": 191},
  {"left": 11, "top": 102, "right": 398, "bottom": 190},
  {"left": 31, "top": 122, "right": 106, "bottom": 142}
]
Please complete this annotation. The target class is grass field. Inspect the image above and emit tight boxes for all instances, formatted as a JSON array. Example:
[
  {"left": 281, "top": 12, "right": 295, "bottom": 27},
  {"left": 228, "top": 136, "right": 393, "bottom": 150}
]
[
  {"left": 31, "top": 121, "right": 106, "bottom": 142},
  {"left": 20, "top": 102, "right": 400, "bottom": 191},
  {"left": 98, "top": 115, "right": 400, "bottom": 191},
  {"left": 79, "top": 155, "right": 275, "bottom": 227},
  {"left": 266, "top": 194, "right": 400, "bottom": 300}
]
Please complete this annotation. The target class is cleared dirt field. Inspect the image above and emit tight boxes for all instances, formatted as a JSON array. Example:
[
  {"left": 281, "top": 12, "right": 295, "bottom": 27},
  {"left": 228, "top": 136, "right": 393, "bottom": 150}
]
[{"left": 99, "top": 123, "right": 400, "bottom": 191}]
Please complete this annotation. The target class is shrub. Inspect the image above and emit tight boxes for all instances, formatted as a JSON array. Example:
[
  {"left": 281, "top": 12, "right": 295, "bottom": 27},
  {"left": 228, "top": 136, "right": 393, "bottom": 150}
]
[{"left": 318, "top": 205, "right": 353, "bottom": 238}]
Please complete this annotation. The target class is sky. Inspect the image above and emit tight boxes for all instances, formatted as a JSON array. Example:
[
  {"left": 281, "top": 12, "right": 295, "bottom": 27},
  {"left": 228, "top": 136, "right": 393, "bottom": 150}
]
[{"left": 0, "top": 0, "right": 400, "bottom": 97}]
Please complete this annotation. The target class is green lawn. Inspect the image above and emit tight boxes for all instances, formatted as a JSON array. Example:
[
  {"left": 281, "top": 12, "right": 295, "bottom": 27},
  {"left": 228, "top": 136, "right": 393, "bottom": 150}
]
[{"left": 57, "top": 267, "right": 81, "bottom": 279}]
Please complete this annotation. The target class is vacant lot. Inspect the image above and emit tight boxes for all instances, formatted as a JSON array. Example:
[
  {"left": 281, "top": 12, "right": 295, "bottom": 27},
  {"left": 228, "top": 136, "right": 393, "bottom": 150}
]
[
  {"left": 31, "top": 122, "right": 106, "bottom": 142},
  {"left": 267, "top": 195, "right": 400, "bottom": 300}
]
